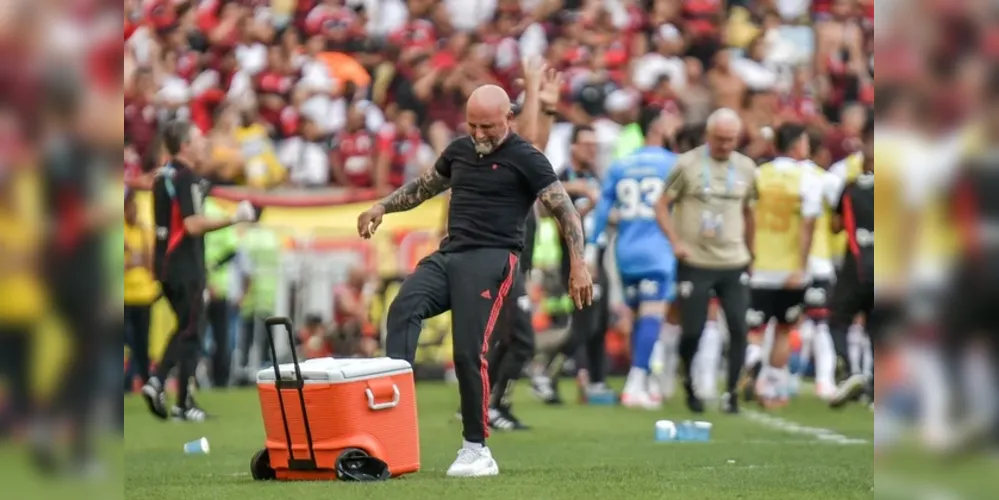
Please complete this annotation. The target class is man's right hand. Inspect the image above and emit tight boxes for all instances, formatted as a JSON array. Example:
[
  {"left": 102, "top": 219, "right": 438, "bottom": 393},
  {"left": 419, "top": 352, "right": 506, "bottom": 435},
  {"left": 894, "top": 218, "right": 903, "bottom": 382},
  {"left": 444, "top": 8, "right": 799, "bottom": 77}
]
[
  {"left": 672, "top": 241, "right": 692, "bottom": 261},
  {"left": 357, "top": 204, "right": 386, "bottom": 239}
]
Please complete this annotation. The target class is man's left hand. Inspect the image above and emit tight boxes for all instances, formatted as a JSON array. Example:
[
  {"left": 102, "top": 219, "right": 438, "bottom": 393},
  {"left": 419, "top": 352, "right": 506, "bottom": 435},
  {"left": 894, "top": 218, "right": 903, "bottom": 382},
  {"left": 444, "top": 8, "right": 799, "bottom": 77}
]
[{"left": 569, "top": 261, "right": 594, "bottom": 309}]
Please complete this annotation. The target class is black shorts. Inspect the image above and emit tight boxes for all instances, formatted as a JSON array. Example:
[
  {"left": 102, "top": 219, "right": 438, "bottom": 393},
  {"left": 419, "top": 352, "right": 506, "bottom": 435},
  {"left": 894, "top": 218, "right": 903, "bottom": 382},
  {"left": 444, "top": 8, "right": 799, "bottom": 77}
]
[
  {"left": 162, "top": 281, "right": 206, "bottom": 341},
  {"left": 749, "top": 288, "right": 805, "bottom": 328},
  {"left": 804, "top": 278, "right": 833, "bottom": 319},
  {"left": 829, "top": 273, "right": 874, "bottom": 333}
]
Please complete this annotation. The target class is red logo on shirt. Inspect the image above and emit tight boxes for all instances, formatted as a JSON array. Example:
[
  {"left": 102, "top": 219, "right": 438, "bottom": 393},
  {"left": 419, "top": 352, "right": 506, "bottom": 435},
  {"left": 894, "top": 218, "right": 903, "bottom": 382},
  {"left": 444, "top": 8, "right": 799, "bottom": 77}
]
[{"left": 492, "top": 164, "right": 499, "bottom": 170}]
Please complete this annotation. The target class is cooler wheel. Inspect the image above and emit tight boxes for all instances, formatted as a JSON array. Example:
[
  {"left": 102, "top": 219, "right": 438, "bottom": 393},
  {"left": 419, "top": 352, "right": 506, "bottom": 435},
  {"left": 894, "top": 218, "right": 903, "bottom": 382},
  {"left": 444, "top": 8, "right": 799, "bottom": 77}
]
[{"left": 250, "top": 449, "right": 276, "bottom": 480}]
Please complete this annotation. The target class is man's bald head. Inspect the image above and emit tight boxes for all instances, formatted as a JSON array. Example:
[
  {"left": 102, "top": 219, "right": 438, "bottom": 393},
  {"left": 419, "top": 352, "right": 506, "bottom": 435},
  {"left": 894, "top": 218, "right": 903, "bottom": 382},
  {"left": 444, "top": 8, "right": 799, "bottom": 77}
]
[
  {"left": 705, "top": 108, "right": 742, "bottom": 160},
  {"left": 466, "top": 84, "right": 513, "bottom": 155}
]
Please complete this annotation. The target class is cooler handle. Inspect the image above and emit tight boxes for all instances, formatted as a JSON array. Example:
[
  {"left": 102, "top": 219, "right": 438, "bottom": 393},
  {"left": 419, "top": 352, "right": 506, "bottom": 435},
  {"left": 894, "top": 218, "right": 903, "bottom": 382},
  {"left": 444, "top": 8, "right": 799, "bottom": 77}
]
[{"left": 365, "top": 385, "right": 400, "bottom": 411}]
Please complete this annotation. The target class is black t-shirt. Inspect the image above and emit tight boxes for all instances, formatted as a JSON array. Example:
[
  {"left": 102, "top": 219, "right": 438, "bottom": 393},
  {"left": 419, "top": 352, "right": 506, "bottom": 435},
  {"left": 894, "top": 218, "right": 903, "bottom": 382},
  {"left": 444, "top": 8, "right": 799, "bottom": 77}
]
[
  {"left": 153, "top": 160, "right": 207, "bottom": 285},
  {"left": 436, "top": 134, "right": 558, "bottom": 254},
  {"left": 521, "top": 207, "right": 538, "bottom": 272},
  {"left": 836, "top": 174, "right": 874, "bottom": 283},
  {"left": 42, "top": 138, "right": 105, "bottom": 297}
]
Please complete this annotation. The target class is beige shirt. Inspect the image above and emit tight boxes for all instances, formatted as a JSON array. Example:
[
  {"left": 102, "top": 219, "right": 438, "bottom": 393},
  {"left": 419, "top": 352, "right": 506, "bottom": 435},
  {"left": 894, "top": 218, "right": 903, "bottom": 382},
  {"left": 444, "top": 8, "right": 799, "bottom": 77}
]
[{"left": 663, "top": 146, "right": 758, "bottom": 269}]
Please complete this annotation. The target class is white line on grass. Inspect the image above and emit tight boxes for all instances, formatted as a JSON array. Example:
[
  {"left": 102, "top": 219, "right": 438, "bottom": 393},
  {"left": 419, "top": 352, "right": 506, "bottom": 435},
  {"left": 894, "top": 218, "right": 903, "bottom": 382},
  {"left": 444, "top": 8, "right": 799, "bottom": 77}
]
[{"left": 742, "top": 409, "right": 869, "bottom": 445}]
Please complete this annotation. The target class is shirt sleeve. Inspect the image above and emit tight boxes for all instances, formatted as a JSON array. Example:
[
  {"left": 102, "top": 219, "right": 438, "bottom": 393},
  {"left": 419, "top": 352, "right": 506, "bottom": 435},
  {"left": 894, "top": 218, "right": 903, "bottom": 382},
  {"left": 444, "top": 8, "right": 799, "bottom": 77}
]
[
  {"left": 662, "top": 157, "right": 688, "bottom": 200},
  {"left": 514, "top": 145, "right": 559, "bottom": 196},
  {"left": 174, "top": 170, "right": 200, "bottom": 219},
  {"left": 433, "top": 138, "right": 458, "bottom": 178},
  {"left": 822, "top": 170, "right": 844, "bottom": 209},
  {"left": 799, "top": 166, "right": 824, "bottom": 218}
]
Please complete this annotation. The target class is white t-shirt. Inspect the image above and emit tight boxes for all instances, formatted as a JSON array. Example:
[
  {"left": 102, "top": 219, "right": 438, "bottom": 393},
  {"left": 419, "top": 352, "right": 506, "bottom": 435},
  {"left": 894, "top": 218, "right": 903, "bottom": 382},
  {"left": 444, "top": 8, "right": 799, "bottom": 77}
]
[
  {"left": 277, "top": 137, "right": 330, "bottom": 187},
  {"left": 631, "top": 53, "right": 687, "bottom": 91},
  {"left": 445, "top": 0, "right": 497, "bottom": 32},
  {"left": 730, "top": 56, "right": 779, "bottom": 91}
]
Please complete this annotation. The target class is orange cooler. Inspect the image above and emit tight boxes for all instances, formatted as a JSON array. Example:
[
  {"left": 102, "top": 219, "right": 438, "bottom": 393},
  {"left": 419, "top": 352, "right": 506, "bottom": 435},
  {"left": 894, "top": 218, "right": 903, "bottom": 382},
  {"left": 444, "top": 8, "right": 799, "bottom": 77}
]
[{"left": 255, "top": 356, "right": 420, "bottom": 480}]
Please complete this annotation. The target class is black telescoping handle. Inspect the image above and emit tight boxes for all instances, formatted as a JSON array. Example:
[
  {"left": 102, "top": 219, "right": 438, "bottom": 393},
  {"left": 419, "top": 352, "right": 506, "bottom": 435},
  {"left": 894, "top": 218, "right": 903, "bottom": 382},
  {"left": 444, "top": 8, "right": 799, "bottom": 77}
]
[{"left": 264, "top": 316, "right": 317, "bottom": 470}]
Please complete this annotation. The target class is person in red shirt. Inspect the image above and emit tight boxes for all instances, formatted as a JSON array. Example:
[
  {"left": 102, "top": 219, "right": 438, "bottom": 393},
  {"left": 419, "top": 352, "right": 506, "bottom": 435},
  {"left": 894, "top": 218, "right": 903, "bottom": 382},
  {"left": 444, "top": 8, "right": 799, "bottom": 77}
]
[
  {"left": 124, "top": 68, "right": 161, "bottom": 167},
  {"left": 298, "top": 314, "right": 334, "bottom": 359},
  {"left": 374, "top": 107, "right": 422, "bottom": 194},
  {"left": 332, "top": 266, "right": 377, "bottom": 357},
  {"left": 823, "top": 102, "right": 867, "bottom": 163},
  {"left": 330, "top": 102, "right": 377, "bottom": 187}
]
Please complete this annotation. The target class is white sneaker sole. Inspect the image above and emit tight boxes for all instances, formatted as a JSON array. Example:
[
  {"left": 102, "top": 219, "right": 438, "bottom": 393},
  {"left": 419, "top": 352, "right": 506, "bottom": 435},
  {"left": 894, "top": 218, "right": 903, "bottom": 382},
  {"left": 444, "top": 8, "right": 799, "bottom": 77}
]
[{"left": 447, "top": 461, "right": 499, "bottom": 477}]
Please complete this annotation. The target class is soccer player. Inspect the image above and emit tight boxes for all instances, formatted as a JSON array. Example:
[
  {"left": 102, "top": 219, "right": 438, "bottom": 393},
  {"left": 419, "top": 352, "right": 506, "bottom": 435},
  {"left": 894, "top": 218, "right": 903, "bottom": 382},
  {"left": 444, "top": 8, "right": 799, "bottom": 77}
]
[
  {"left": 797, "top": 134, "right": 842, "bottom": 400},
  {"left": 586, "top": 107, "right": 680, "bottom": 409},
  {"left": 356, "top": 85, "right": 592, "bottom": 477},
  {"left": 827, "top": 117, "right": 876, "bottom": 407},
  {"left": 532, "top": 124, "right": 613, "bottom": 406},
  {"left": 143, "top": 120, "right": 257, "bottom": 421},
  {"left": 745, "top": 123, "right": 823, "bottom": 407}
]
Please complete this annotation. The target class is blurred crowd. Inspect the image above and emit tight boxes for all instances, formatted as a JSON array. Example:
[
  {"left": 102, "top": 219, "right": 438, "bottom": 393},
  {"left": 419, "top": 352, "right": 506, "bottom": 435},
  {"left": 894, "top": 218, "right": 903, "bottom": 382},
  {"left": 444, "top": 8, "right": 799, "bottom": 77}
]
[{"left": 124, "top": 0, "right": 874, "bottom": 192}]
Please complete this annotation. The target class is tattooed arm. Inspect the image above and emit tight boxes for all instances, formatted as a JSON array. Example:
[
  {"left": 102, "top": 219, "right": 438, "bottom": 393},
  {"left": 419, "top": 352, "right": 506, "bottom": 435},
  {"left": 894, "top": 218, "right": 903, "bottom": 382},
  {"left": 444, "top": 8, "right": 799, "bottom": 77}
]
[
  {"left": 537, "top": 181, "right": 585, "bottom": 263},
  {"left": 376, "top": 167, "right": 452, "bottom": 214}
]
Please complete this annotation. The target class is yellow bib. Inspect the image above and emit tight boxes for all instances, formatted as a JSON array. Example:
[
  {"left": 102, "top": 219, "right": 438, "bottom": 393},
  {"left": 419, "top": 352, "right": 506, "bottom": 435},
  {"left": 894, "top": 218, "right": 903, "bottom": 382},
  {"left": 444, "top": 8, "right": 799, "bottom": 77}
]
[
  {"left": 828, "top": 153, "right": 864, "bottom": 262},
  {"left": 0, "top": 172, "right": 45, "bottom": 323},
  {"left": 809, "top": 166, "right": 834, "bottom": 261},
  {"left": 754, "top": 163, "right": 804, "bottom": 273},
  {"left": 235, "top": 124, "right": 286, "bottom": 189},
  {"left": 872, "top": 145, "right": 902, "bottom": 284},
  {"left": 124, "top": 223, "right": 161, "bottom": 305}
]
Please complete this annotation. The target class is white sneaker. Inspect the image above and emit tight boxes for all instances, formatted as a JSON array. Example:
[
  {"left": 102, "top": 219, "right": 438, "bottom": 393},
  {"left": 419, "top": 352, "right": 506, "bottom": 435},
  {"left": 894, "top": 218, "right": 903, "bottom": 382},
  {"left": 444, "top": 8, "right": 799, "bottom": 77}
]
[
  {"left": 621, "top": 391, "right": 661, "bottom": 410},
  {"left": 446, "top": 447, "right": 499, "bottom": 477}
]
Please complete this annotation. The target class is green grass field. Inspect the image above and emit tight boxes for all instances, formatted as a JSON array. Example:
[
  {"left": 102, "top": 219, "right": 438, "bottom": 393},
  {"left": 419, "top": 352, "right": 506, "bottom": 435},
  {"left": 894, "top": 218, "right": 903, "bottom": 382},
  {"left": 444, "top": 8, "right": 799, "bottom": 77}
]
[{"left": 124, "top": 381, "right": 873, "bottom": 500}]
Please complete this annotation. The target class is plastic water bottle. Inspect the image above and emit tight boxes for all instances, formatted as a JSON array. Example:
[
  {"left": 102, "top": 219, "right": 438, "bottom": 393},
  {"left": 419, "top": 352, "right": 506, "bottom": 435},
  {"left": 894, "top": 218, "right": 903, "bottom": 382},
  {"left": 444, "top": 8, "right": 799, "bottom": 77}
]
[{"left": 654, "top": 420, "right": 678, "bottom": 442}]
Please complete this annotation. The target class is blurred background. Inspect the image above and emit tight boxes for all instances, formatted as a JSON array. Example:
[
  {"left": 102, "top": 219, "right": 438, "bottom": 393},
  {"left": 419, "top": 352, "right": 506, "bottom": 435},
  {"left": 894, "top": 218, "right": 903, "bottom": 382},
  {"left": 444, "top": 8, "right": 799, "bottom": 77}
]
[{"left": 0, "top": 0, "right": 996, "bottom": 497}]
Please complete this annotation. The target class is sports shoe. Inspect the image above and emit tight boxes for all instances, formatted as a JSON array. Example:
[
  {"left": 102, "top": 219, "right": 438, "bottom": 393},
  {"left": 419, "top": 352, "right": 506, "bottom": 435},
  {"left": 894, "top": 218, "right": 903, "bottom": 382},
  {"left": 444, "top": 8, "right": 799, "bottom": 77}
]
[
  {"left": 530, "top": 376, "right": 555, "bottom": 401},
  {"left": 685, "top": 393, "right": 705, "bottom": 414},
  {"left": 721, "top": 392, "right": 740, "bottom": 414},
  {"left": 621, "top": 391, "right": 661, "bottom": 410},
  {"left": 141, "top": 377, "right": 168, "bottom": 420},
  {"left": 171, "top": 405, "right": 210, "bottom": 422},
  {"left": 489, "top": 407, "right": 530, "bottom": 431},
  {"left": 446, "top": 447, "right": 499, "bottom": 477},
  {"left": 829, "top": 374, "right": 869, "bottom": 409}
]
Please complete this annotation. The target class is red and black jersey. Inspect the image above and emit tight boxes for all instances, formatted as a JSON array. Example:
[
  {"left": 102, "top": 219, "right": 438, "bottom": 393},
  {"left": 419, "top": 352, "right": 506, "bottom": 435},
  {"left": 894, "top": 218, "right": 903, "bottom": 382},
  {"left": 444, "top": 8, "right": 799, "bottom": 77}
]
[
  {"left": 835, "top": 174, "right": 874, "bottom": 283},
  {"left": 376, "top": 124, "right": 422, "bottom": 188},
  {"left": 332, "top": 129, "right": 376, "bottom": 187},
  {"left": 153, "top": 160, "right": 207, "bottom": 284}
]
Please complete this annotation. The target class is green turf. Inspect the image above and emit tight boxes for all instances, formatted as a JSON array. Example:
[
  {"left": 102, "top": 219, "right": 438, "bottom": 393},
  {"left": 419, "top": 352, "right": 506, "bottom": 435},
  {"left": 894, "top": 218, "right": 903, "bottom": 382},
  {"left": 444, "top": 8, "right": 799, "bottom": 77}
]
[{"left": 125, "top": 381, "right": 873, "bottom": 500}]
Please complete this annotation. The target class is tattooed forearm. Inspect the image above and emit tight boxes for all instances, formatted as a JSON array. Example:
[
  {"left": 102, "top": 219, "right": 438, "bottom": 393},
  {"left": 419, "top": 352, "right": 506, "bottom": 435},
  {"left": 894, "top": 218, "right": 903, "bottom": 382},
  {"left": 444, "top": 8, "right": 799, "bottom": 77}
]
[
  {"left": 538, "top": 181, "right": 585, "bottom": 262},
  {"left": 377, "top": 168, "right": 451, "bottom": 214}
]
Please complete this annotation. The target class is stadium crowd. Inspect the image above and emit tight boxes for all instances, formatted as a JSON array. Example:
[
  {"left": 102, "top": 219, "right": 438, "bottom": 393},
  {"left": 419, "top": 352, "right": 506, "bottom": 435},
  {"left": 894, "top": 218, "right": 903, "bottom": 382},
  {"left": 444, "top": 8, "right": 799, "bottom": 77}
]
[{"left": 124, "top": 0, "right": 874, "bottom": 191}]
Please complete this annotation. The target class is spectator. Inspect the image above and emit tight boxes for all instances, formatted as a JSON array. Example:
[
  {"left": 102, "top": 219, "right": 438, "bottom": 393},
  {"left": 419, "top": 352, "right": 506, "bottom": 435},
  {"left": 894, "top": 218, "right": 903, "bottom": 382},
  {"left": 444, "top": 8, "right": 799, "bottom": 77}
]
[
  {"left": 374, "top": 106, "right": 422, "bottom": 194},
  {"left": 277, "top": 116, "right": 331, "bottom": 187},
  {"left": 299, "top": 314, "right": 334, "bottom": 359},
  {"left": 823, "top": 101, "right": 867, "bottom": 163},
  {"left": 332, "top": 266, "right": 377, "bottom": 357},
  {"left": 329, "top": 100, "right": 377, "bottom": 187}
]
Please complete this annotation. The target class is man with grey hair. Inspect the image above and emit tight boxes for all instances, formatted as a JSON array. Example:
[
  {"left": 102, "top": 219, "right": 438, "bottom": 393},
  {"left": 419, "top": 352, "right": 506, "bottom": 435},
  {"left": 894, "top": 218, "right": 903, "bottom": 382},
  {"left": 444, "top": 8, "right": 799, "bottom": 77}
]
[{"left": 654, "top": 108, "right": 758, "bottom": 414}]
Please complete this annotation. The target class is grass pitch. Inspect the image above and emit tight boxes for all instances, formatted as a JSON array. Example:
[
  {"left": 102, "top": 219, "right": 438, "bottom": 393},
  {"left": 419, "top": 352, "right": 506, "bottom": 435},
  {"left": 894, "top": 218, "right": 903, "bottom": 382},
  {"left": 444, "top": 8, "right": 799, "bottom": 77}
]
[{"left": 124, "top": 380, "right": 873, "bottom": 500}]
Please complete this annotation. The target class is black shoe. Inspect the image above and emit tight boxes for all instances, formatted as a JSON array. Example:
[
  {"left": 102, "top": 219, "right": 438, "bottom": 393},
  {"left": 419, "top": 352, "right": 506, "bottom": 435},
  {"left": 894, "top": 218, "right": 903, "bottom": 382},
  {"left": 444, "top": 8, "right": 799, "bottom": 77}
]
[
  {"left": 141, "top": 377, "right": 168, "bottom": 420},
  {"left": 739, "top": 362, "right": 762, "bottom": 402},
  {"left": 685, "top": 392, "right": 705, "bottom": 414},
  {"left": 489, "top": 406, "right": 530, "bottom": 431},
  {"left": 722, "top": 392, "right": 740, "bottom": 414}
]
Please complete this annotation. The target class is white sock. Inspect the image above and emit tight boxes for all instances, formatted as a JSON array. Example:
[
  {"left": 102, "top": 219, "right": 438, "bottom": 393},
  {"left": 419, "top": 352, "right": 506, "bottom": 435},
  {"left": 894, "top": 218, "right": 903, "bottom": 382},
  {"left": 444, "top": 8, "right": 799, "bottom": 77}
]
[
  {"left": 798, "top": 319, "right": 816, "bottom": 378},
  {"left": 745, "top": 343, "right": 763, "bottom": 369},
  {"left": 650, "top": 340, "right": 665, "bottom": 374},
  {"left": 660, "top": 322, "right": 681, "bottom": 388},
  {"left": 624, "top": 367, "right": 648, "bottom": 395},
  {"left": 696, "top": 321, "right": 722, "bottom": 396},
  {"left": 848, "top": 324, "right": 864, "bottom": 375},
  {"left": 813, "top": 321, "right": 836, "bottom": 392},
  {"left": 462, "top": 439, "right": 484, "bottom": 450},
  {"left": 862, "top": 334, "right": 874, "bottom": 378},
  {"left": 757, "top": 366, "right": 778, "bottom": 399}
]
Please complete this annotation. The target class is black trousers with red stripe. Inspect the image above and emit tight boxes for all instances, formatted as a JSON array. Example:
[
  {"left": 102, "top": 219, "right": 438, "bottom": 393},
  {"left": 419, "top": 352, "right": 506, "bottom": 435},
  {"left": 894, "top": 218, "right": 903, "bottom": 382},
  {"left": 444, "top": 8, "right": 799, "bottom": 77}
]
[
  {"left": 386, "top": 248, "right": 518, "bottom": 444},
  {"left": 155, "top": 280, "right": 206, "bottom": 406}
]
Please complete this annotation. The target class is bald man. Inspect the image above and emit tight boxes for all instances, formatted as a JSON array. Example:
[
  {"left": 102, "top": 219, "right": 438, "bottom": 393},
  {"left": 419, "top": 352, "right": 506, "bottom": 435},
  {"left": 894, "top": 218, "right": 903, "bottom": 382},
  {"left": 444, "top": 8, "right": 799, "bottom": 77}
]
[
  {"left": 654, "top": 108, "right": 757, "bottom": 415},
  {"left": 357, "top": 85, "right": 592, "bottom": 477}
]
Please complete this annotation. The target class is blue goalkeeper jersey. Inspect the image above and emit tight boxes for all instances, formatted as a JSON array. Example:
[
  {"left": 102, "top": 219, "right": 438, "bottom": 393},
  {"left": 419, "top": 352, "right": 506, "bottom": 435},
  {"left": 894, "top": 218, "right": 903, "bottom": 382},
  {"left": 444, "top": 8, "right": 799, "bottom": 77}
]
[{"left": 588, "top": 145, "right": 677, "bottom": 276}]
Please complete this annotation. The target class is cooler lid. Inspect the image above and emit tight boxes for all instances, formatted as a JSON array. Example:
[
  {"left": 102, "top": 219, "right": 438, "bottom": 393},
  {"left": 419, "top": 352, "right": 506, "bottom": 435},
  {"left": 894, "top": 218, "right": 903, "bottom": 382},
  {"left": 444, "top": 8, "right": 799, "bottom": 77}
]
[{"left": 256, "top": 357, "right": 412, "bottom": 384}]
